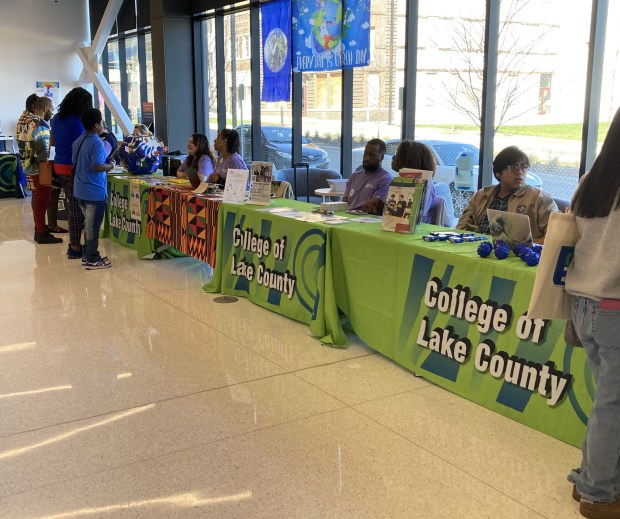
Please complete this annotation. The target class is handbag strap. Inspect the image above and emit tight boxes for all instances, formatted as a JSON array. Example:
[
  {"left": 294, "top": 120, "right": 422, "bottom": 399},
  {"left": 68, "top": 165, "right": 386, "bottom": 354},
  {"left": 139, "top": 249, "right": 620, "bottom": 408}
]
[{"left": 72, "top": 135, "right": 88, "bottom": 176}]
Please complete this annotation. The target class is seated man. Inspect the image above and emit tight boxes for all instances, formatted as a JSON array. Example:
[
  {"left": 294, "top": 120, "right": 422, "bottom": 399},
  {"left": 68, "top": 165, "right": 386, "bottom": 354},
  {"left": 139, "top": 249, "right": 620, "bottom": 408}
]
[
  {"left": 343, "top": 138, "right": 393, "bottom": 214},
  {"left": 456, "top": 146, "right": 558, "bottom": 243}
]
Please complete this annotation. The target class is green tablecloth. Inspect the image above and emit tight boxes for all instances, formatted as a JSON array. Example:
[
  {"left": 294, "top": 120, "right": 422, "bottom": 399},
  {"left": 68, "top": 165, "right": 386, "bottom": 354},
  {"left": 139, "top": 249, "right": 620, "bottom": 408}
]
[
  {"left": 330, "top": 222, "right": 591, "bottom": 447},
  {"left": 205, "top": 199, "right": 346, "bottom": 346}
]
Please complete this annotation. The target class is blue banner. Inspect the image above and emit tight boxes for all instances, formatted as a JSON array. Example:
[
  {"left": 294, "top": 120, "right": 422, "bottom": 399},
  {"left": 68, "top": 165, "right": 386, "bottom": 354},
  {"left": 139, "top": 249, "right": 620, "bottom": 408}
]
[
  {"left": 292, "top": 0, "right": 371, "bottom": 72},
  {"left": 261, "top": 0, "right": 292, "bottom": 102}
]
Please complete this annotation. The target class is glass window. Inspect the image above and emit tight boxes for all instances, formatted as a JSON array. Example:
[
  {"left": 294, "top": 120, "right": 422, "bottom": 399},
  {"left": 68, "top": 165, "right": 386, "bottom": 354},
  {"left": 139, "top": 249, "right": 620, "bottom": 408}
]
[
  {"left": 302, "top": 71, "right": 341, "bottom": 175},
  {"left": 598, "top": 1, "right": 620, "bottom": 166},
  {"left": 200, "top": 19, "right": 218, "bottom": 142},
  {"left": 495, "top": 0, "right": 590, "bottom": 203},
  {"left": 351, "top": 0, "right": 407, "bottom": 175},
  {"left": 415, "top": 0, "right": 485, "bottom": 192},
  {"left": 125, "top": 36, "right": 141, "bottom": 125},
  {"left": 224, "top": 12, "right": 253, "bottom": 163},
  {"left": 106, "top": 41, "right": 122, "bottom": 137},
  {"left": 145, "top": 33, "right": 154, "bottom": 111}
]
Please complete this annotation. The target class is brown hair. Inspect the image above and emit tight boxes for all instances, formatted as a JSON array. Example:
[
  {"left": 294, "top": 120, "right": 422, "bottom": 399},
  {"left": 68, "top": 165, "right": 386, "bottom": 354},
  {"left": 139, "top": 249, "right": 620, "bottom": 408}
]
[
  {"left": 393, "top": 140, "right": 436, "bottom": 175},
  {"left": 189, "top": 133, "right": 215, "bottom": 168}
]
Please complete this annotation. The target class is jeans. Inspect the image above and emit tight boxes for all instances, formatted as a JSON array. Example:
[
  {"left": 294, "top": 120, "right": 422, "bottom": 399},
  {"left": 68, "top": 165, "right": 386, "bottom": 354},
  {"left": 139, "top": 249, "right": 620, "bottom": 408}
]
[
  {"left": 78, "top": 199, "right": 106, "bottom": 262},
  {"left": 568, "top": 295, "right": 620, "bottom": 503}
]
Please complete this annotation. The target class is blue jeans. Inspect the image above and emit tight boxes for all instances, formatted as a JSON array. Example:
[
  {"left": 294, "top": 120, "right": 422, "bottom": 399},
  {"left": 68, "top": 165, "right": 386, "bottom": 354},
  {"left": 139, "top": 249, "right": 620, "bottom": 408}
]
[
  {"left": 568, "top": 295, "right": 620, "bottom": 503},
  {"left": 78, "top": 199, "right": 107, "bottom": 262}
]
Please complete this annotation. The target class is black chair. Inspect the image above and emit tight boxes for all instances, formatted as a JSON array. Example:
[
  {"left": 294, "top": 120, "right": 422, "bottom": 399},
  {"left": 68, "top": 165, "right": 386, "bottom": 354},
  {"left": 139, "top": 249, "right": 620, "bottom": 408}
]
[{"left": 553, "top": 197, "right": 570, "bottom": 213}]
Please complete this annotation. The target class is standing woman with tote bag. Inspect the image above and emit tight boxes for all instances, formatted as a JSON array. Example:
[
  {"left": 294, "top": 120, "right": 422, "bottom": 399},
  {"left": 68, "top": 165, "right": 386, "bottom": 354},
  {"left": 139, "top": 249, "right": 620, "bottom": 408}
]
[
  {"left": 565, "top": 106, "right": 620, "bottom": 518},
  {"left": 50, "top": 87, "right": 93, "bottom": 259}
]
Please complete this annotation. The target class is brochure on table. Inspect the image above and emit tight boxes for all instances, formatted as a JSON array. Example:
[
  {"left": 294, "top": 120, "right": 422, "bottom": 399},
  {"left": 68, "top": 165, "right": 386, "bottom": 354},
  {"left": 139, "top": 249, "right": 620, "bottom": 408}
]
[
  {"left": 381, "top": 169, "right": 432, "bottom": 234},
  {"left": 223, "top": 168, "right": 250, "bottom": 203},
  {"left": 249, "top": 161, "right": 273, "bottom": 205}
]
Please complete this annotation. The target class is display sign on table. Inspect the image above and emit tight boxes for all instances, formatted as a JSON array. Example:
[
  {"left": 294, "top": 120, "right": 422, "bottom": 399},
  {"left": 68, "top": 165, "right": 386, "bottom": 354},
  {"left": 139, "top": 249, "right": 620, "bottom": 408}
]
[
  {"left": 223, "top": 168, "right": 250, "bottom": 203},
  {"left": 382, "top": 169, "right": 431, "bottom": 233},
  {"left": 249, "top": 162, "right": 273, "bottom": 205}
]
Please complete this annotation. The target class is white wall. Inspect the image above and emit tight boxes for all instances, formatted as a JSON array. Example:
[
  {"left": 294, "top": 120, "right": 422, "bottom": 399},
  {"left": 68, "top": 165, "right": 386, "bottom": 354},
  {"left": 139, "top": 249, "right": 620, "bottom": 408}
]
[{"left": 0, "top": 0, "right": 90, "bottom": 136}]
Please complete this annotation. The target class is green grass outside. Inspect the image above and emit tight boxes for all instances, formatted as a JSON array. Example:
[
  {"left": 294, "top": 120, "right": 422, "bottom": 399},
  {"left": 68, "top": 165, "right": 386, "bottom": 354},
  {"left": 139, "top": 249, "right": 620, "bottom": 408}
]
[
  {"left": 418, "top": 122, "right": 610, "bottom": 142},
  {"left": 210, "top": 118, "right": 611, "bottom": 142}
]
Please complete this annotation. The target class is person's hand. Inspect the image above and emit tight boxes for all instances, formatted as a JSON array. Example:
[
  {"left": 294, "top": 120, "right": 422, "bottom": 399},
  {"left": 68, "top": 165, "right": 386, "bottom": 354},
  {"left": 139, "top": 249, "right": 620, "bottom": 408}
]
[
  {"left": 208, "top": 173, "right": 219, "bottom": 183},
  {"left": 362, "top": 197, "right": 384, "bottom": 215}
]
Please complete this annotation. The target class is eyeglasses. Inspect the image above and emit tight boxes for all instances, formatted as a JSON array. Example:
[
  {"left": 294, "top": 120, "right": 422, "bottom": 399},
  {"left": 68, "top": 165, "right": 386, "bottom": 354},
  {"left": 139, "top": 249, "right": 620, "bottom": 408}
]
[{"left": 507, "top": 163, "right": 530, "bottom": 173}]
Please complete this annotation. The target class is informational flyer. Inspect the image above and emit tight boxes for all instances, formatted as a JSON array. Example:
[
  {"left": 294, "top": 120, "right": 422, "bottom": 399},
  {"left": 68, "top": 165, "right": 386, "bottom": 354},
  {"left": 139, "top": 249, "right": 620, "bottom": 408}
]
[
  {"left": 223, "top": 168, "right": 250, "bottom": 204},
  {"left": 130, "top": 181, "right": 141, "bottom": 219},
  {"left": 248, "top": 161, "right": 273, "bottom": 205},
  {"left": 35, "top": 81, "right": 61, "bottom": 106}
]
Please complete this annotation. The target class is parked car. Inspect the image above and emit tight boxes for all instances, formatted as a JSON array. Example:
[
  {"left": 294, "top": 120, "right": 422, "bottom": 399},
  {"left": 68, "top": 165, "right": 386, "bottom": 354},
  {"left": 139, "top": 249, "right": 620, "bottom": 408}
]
[
  {"left": 235, "top": 125, "right": 330, "bottom": 170},
  {"left": 351, "top": 139, "right": 543, "bottom": 188}
]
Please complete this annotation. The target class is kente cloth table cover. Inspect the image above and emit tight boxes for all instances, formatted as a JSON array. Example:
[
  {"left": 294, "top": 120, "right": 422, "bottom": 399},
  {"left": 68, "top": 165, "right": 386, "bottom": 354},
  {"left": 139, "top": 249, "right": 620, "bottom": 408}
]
[
  {"left": 147, "top": 185, "right": 222, "bottom": 267},
  {"left": 330, "top": 221, "right": 590, "bottom": 447},
  {"left": 104, "top": 175, "right": 184, "bottom": 259},
  {"left": 205, "top": 199, "right": 346, "bottom": 347}
]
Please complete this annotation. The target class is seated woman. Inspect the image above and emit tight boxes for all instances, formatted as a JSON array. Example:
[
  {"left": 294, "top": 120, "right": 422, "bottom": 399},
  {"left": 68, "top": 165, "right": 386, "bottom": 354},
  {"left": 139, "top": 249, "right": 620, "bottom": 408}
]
[
  {"left": 209, "top": 129, "right": 248, "bottom": 185},
  {"left": 391, "top": 139, "right": 437, "bottom": 223},
  {"left": 176, "top": 133, "right": 216, "bottom": 182},
  {"left": 456, "top": 146, "right": 558, "bottom": 243}
]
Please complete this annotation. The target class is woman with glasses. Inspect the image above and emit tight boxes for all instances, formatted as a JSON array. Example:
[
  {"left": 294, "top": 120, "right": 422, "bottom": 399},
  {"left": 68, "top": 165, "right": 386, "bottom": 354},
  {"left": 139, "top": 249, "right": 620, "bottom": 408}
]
[{"left": 456, "top": 146, "right": 558, "bottom": 243}]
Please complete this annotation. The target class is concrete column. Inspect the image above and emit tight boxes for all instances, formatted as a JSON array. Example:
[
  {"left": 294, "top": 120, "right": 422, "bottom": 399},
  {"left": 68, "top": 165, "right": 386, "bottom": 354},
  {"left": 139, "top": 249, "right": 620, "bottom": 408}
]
[{"left": 150, "top": 0, "right": 195, "bottom": 152}]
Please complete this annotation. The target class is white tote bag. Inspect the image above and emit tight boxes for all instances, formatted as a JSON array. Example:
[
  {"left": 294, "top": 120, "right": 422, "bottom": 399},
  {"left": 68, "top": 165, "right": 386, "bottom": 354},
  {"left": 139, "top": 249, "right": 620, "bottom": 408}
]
[{"left": 527, "top": 212, "right": 580, "bottom": 320}]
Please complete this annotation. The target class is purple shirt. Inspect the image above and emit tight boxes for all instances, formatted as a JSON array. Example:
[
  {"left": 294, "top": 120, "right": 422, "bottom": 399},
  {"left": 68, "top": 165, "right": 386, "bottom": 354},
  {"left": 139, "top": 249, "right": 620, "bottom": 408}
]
[
  {"left": 214, "top": 152, "right": 247, "bottom": 181},
  {"left": 422, "top": 181, "right": 437, "bottom": 224},
  {"left": 178, "top": 154, "right": 215, "bottom": 181},
  {"left": 345, "top": 166, "right": 393, "bottom": 211}
]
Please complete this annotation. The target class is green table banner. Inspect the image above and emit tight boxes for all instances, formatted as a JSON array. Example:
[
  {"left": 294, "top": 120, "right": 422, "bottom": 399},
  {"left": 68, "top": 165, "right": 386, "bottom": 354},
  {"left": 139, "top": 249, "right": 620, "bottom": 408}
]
[
  {"left": 104, "top": 175, "right": 158, "bottom": 258},
  {"left": 331, "top": 223, "right": 591, "bottom": 447},
  {"left": 205, "top": 200, "right": 346, "bottom": 347}
]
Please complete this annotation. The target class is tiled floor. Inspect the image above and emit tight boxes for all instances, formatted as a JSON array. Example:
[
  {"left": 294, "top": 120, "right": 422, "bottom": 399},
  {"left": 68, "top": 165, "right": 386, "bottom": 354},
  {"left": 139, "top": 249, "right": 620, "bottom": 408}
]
[{"left": 0, "top": 197, "right": 583, "bottom": 518}]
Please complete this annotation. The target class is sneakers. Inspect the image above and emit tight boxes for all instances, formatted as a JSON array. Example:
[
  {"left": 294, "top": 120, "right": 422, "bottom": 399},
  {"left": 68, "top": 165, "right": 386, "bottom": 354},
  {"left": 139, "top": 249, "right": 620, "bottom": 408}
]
[
  {"left": 35, "top": 231, "right": 63, "bottom": 244},
  {"left": 82, "top": 255, "right": 108, "bottom": 265},
  {"left": 67, "top": 245, "right": 83, "bottom": 259},
  {"left": 83, "top": 258, "right": 112, "bottom": 270},
  {"left": 580, "top": 496, "right": 620, "bottom": 519},
  {"left": 47, "top": 225, "right": 69, "bottom": 233}
]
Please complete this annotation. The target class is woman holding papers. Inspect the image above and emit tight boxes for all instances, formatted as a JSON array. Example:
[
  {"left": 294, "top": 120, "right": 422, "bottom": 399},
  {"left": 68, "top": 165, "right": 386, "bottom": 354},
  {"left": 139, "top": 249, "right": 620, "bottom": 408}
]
[
  {"left": 456, "top": 146, "right": 557, "bottom": 242},
  {"left": 209, "top": 129, "right": 247, "bottom": 185},
  {"left": 176, "top": 133, "right": 215, "bottom": 182},
  {"left": 391, "top": 140, "right": 437, "bottom": 223},
  {"left": 565, "top": 107, "right": 620, "bottom": 519}
]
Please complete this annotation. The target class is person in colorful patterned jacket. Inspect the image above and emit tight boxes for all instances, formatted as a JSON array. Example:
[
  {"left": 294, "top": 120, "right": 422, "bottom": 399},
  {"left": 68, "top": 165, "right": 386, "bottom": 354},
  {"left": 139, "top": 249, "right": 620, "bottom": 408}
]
[
  {"left": 17, "top": 94, "right": 67, "bottom": 236},
  {"left": 24, "top": 97, "right": 63, "bottom": 244}
]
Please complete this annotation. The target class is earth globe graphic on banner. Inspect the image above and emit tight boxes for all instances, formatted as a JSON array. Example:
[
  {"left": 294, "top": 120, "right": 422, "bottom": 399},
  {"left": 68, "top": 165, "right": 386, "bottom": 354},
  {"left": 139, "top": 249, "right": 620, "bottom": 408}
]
[
  {"left": 264, "top": 28, "right": 288, "bottom": 73},
  {"left": 311, "top": 0, "right": 342, "bottom": 53}
]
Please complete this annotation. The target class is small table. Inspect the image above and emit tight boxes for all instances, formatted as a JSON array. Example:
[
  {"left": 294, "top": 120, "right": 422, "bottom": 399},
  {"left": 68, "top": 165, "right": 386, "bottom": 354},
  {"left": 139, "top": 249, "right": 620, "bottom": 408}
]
[
  {"left": 314, "top": 187, "right": 344, "bottom": 202},
  {"left": 0, "top": 135, "right": 17, "bottom": 154}
]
